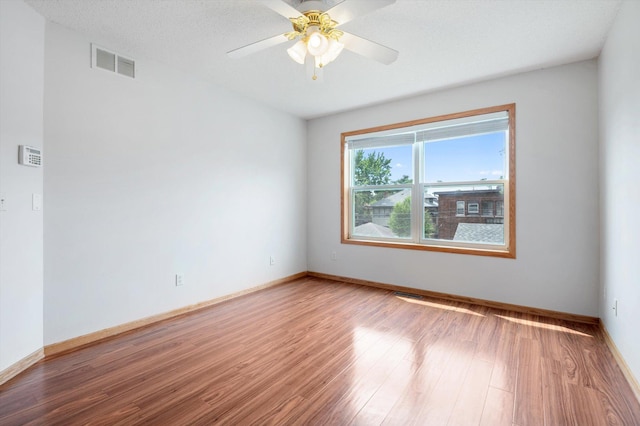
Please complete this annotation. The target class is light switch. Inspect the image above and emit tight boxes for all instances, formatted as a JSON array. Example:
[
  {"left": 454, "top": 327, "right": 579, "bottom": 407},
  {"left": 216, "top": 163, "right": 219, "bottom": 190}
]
[
  {"left": 0, "top": 193, "right": 6, "bottom": 211},
  {"left": 32, "top": 193, "right": 42, "bottom": 211}
]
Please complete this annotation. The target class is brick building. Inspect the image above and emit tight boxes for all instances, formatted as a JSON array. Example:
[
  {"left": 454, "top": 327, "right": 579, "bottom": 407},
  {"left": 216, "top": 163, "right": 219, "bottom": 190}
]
[{"left": 435, "top": 189, "right": 504, "bottom": 241}]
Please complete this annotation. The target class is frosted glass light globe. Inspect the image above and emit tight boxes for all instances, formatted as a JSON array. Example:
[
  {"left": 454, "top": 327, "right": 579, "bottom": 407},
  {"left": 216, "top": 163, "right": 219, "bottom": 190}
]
[
  {"left": 307, "top": 32, "right": 329, "bottom": 56},
  {"left": 287, "top": 40, "right": 307, "bottom": 64}
]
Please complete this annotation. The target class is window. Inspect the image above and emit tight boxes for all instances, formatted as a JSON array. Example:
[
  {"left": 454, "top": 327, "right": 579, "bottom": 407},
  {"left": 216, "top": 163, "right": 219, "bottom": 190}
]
[
  {"left": 341, "top": 104, "right": 515, "bottom": 258},
  {"left": 482, "top": 201, "right": 494, "bottom": 217}
]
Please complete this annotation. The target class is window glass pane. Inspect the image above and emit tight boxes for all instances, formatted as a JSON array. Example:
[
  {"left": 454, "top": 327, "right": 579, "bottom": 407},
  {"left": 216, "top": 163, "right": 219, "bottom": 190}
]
[
  {"left": 425, "top": 184, "right": 505, "bottom": 244},
  {"left": 352, "top": 145, "right": 413, "bottom": 186},
  {"left": 423, "top": 131, "right": 506, "bottom": 183},
  {"left": 482, "top": 201, "right": 494, "bottom": 216},
  {"left": 352, "top": 188, "right": 412, "bottom": 239}
]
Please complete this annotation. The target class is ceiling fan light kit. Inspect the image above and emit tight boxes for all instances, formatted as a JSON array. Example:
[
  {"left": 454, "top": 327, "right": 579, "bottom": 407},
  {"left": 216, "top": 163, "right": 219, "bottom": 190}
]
[
  {"left": 284, "top": 10, "right": 345, "bottom": 72},
  {"left": 228, "top": 0, "right": 398, "bottom": 81},
  {"left": 287, "top": 39, "right": 307, "bottom": 64}
]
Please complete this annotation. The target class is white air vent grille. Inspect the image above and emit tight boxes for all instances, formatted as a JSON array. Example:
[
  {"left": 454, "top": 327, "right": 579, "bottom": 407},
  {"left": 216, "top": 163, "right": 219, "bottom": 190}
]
[
  {"left": 91, "top": 44, "right": 135, "bottom": 79},
  {"left": 96, "top": 48, "right": 115, "bottom": 71},
  {"left": 117, "top": 56, "right": 135, "bottom": 78}
]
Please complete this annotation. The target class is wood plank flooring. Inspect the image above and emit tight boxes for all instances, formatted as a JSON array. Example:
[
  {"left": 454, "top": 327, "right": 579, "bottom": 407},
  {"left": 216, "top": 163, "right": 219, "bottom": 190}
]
[{"left": 1, "top": 277, "right": 639, "bottom": 425}]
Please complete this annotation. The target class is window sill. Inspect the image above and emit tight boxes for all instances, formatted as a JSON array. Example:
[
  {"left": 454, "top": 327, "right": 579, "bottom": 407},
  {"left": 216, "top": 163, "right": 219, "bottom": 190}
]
[{"left": 342, "top": 237, "right": 516, "bottom": 259}]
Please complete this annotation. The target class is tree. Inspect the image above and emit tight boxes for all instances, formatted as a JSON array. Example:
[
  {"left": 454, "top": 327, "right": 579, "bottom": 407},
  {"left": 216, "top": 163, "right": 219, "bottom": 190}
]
[
  {"left": 394, "top": 175, "right": 412, "bottom": 184},
  {"left": 353, "top": 150, "right": 392, "bottom": 225},
  {"left": 424, "top": 211, "right": 436, "bottom": 238},
  {"left": 389, "top": 196, "right": 437, "bottom": 238},
  {"left": 354, "top": 150, "right": 391, "bottom": 186},
  {"left": 389, "top": 197, "right": 411, "bottom": 237}
]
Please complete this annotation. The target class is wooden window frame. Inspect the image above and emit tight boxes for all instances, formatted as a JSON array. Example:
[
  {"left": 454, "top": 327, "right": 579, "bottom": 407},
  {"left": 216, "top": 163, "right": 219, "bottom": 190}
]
[{"left": 340, "top": 104, "right": 516, "bottom": 259}]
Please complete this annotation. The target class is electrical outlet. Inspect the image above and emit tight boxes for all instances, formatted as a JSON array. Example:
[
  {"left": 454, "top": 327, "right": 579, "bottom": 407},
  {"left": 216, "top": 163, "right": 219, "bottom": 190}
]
[
  {"left": 613, "top": 299, "right": 618, "bottom": 317},
  {"left": 32, "top": 193, "right": 42, "bottom": 211},
  {"left": 0, "top": 194, "right": 6, "bottom": 211},
  {"left": 331, "top": 251, "right": 337, "bottom": 261},
  {"left": 175, "top": 274, "right": 184, "bottom": 286},
  {"left": 270, "top": 256, "right": 275, "bottom": 266}
]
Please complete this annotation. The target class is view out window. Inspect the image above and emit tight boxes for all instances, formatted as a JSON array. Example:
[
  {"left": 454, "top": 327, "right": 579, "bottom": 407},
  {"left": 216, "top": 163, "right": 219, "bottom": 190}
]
[
  {"left": 482, "top": 201, "right": 494, "bottom": 217},
  {"left": 341, "top": 104, "right": 516, "bottom": 258}
]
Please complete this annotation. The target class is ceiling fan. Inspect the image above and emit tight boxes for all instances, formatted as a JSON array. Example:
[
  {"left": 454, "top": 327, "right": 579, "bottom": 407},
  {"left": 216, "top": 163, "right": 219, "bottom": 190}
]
[{"left": 227, "top": 0, "right": 398, "bottom": 80}]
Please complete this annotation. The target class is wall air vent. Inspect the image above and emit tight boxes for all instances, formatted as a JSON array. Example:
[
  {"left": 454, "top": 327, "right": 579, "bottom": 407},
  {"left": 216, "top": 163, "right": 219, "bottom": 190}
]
[
  {"left": 91, "top": 44, "right": 135, "bottom": 78},
  {"left": 117, "top": 56, "right": 135, "bottom": 78}
]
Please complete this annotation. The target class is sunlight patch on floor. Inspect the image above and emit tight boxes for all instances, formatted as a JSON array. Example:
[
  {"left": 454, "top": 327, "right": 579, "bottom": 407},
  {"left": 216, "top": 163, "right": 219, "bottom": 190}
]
[
  {"left": 396, "top": 296, "right": 485, "bottom": 317},
  {"left": 495, "top": 315, "right": 593, "bottom": 337}
]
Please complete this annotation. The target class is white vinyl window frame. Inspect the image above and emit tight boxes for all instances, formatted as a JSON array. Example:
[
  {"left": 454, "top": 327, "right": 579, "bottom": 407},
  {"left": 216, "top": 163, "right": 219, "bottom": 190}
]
[{"left": 341, "top": 104, "right": 516, "bottom": 259}]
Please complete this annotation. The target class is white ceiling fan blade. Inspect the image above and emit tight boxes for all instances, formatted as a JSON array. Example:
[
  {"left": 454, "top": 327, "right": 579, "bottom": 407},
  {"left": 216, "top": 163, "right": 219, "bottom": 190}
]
[
  {"left": 261, "top": 0, "right": 303, "bottom": 19},
  {"left": 327, "top": 0, "right": 396, "bottom": 26},
  {"left": 227, "top": 33, "right": 288, "bottom": 58},
  {"left": 341, "top": 32, "right": 398, "bottom": 65}
]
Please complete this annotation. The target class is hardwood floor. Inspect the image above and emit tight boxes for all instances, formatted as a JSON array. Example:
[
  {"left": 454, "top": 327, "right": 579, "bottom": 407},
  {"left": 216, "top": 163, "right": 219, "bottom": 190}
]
[{"left": 1, "top": 277, "right": 639, "bottom": 425}]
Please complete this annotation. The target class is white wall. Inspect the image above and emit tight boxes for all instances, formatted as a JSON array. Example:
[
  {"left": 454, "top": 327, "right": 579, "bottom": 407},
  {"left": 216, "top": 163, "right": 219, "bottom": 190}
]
[
  {"left": 0, "top": 0, "right": 45, "bottom": 371},
  {"left": 308, "top": 60, "right": 600, "bottom": 316},
  {"left": 43, "top": 23, "right": 307, "bottom": 345},
  {"left": 599, "top": 1, "right": 640, "bottom": 383}
]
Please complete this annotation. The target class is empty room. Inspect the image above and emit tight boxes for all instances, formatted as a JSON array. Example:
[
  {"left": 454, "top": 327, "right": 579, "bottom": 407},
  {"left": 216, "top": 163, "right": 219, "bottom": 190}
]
[{"left": 1, "top": 0, "right": 639, "bottom": 424}]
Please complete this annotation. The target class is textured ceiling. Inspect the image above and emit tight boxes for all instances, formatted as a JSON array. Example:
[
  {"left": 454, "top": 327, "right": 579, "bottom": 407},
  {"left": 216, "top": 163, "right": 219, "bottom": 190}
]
[{"left": 25, "top": 0, "right": 622, "bottom": 119}]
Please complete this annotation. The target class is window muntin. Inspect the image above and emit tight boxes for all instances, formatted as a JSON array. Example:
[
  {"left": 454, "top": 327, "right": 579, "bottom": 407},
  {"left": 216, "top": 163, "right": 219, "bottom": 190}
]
[{"left": 341, "top": 104, "right": 515, "bottom": 258}]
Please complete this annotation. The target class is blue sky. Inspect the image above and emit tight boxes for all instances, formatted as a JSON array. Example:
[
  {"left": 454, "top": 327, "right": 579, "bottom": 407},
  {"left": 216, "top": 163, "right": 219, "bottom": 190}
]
[{"left": 368, "top": 132, "right": 506, "bottom": 183}]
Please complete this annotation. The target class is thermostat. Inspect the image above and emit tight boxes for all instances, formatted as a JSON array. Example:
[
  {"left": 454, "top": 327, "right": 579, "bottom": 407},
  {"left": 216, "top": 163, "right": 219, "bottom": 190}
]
[{"left": 19, "top": 145, "right": 42, "bottom": 167}]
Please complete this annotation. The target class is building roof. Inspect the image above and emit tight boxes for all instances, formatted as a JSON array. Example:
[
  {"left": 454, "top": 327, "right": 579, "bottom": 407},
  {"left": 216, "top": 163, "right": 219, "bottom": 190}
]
[
  {"left": 353, "top": 222, "right": 397, "bottom": 238},
  {"left": 371, "top": 189, "right": 438, "bottom": 208},
  {"left": 435, "top": 188, "right": 502, "bottom": 197},
  {"left": 453, "top": 223, "right": 504, "bottom": 244},
  {"left": 371, "top": 189, "right": 411, "bottom": 208}
]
